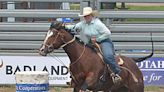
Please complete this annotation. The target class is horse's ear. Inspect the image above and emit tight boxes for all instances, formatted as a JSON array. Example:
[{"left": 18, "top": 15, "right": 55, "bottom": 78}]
[
  {"left": 50, "top": 22, "right": 55, "bottom": 28},
  {"left": 57, "top": 22, "right": 66, "bottom": 30},
  {"left": 61, "top": 22, "right": 66, "bottom": 29},
  {"left": 59, "top": 22, "right": 64, "bottom": 28},
  {"left": 50, "top": 21, "right": 65, "bottom": 30},
  {"left": 50, "top": 21, "right": 61, "bottom": 29}
]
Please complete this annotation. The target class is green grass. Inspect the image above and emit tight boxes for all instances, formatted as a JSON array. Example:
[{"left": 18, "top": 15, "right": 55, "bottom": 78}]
[
  {"left": 70, "top": 4, "right": 164, "bottom": 22},
  {"left": 145, "top": 86, "right": 161, "bottom": 91},
  {"left": 126, "top": 18, "right": 164, "bottom": 22},
  {"left": 70, "top": 4, "right": 80, "bottom": 10},
  {"left": 118, "top": 5, "right": 164, "bottom": 22},
  {"left": 126, "top": 5, "right": 164, "bottom": 11},
  {"left": 71, "top": 4, "right": 164, "bottom": 10}
]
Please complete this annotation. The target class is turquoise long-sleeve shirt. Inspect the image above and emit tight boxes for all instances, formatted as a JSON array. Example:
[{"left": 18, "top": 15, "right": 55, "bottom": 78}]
[{"left": 66, "top": 18, "right": 111, "bottom": 44}]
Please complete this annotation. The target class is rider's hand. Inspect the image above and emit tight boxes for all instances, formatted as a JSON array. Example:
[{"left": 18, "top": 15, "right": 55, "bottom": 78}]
[{"left": 91, "top": 36, "right": 96, "bottom": 43}]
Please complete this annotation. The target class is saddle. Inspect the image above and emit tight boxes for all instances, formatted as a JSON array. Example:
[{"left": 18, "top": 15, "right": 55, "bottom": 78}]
[
  {"left": 88, "top": 42, "right": 124, "bottom": 66},
  {"left": 90, "top": 42, "right": 123, "bottom": 84}
]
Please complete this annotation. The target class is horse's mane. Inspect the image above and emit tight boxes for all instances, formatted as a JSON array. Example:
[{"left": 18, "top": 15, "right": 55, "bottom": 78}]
[
  {"left": 50, "top": 21, "right": 96, "bottom": 52},
  {"left": 75, "top": 36, "right": 85, "bottom": 44},
  {"left": 65, "top": 29, "right": 97, "bottom": 52}
]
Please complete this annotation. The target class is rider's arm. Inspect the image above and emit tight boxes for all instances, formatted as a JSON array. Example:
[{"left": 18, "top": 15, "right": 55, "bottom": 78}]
[
  {"left": 65, "top": 22, "right": 83, "bottom": 32},
  {"left": 95, "top": 19, "right": 111, "bottom": 42}
]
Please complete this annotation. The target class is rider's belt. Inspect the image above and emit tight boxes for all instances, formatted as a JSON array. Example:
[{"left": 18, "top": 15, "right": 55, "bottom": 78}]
[{"left": 98, "top": 38, "right": 111, "bottom": 43}]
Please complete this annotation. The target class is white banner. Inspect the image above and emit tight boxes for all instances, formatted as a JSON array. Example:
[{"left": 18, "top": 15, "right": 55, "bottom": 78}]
[{"left": 0, "top": 56, "right": 71, "bottom": 85}]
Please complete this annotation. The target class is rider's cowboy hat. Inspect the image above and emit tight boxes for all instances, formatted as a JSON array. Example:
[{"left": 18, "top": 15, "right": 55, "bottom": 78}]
[{"left": 78, "top": 7, "right": 98, "bottom": 17}]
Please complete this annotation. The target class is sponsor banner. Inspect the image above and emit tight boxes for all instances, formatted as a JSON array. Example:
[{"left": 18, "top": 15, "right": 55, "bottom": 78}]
[
  {"left": 0, "top": 56, "right": 164, "bottom": 86},
  {"left": 137, "top": 57, "right": 164, "bottom": 86},
  {"left": 16, "top": 83, "right": 49, "bottom": 92},
  {"left": 0, "top": 56, "right": 71, "bottom": 85}
]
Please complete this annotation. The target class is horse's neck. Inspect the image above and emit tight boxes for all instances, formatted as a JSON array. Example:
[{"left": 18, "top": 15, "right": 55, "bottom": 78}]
[{"left": 63, "top": 40, "right": 84, "bottom": 63}]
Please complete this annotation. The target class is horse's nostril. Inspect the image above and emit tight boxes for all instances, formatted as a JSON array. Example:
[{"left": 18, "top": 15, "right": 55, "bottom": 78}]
[
  {"left": 39, "top": 49, "right": 47, "bottom": 56},
  {"left": 39, "top": 48, "right": 45, "bottom": 52},
  {"left": 40, "top": 49, "right": 44, "bottom": 52}
]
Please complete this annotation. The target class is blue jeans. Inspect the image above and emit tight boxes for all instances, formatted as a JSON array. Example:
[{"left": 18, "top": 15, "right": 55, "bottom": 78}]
[{"left": 100, "top": 38, "right": 121, "bottom": 74}]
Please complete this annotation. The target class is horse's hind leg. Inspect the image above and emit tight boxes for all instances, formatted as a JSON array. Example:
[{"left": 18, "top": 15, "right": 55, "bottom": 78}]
[{"left": 129, "top": 84, "right": 144, "bottom": 92}]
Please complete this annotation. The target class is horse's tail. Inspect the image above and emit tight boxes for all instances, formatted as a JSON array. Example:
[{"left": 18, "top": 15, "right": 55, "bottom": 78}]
[
  {"left": 132, "top": 33, "right": 154, "bottom": 63},
  {"left": 132, "top": 52, "right": 153, "bottom": 63}
]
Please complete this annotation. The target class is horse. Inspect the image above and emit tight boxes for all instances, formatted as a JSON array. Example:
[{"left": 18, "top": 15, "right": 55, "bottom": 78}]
[{"left": 39, "top": 22, "right": 153, "bottom": 92}]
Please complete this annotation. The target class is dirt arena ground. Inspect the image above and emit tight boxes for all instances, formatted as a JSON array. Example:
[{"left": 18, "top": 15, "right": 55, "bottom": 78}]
[{"left": 0, "top": 86, "right": 164, "bottom": 92}]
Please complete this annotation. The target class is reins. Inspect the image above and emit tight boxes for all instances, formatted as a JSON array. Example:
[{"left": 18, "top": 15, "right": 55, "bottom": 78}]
[
  {"left": 59, "top": 32, "right": 86, "bottom": 85},
  {"left": 60, "top": 36, "right": 76, "bottom": 48},
  {"left": 70, "top": 45, "right": 86, "bottom": 66}
]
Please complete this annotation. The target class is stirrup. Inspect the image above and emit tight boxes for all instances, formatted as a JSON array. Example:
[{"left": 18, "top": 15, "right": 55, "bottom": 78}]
[
  {"left": 100, "top": 75, "right": 106, "bottom": 82},
  {"left": 110, "top": 73, "right": 122, "bottom": 84}
]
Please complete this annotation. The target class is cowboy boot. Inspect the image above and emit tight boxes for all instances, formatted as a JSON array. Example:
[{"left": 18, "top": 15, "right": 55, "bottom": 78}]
[
  {"left": 107, "top": 65, "right": 122, "bottom": 84},
  {"left": 110, "top": 73, "right": 122, "bottom": 84}
]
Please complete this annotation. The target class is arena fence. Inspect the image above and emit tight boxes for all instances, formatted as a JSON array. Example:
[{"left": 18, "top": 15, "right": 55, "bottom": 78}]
[{"left": 0, "top": 0, "right": 164, "bottom": 58}]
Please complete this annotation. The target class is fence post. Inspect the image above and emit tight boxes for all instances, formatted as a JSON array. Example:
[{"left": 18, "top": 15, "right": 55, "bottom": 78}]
[{"left": 7, "top": 2, "right": 15, "bottom": 22}]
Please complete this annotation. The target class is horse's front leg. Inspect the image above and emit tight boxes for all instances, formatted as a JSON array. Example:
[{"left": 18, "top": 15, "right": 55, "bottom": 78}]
[
  {"left": 80, "top": 72, "right": 96, "bottom": 92},
  {"left": 73, "top": 86, "right": 80, "bottom": 92},
  {"left": 79, "top": 90, "right": 85, "bottom": 92},
  {"left": 71, "top": 79, "right": 87, "bottom": 92}
]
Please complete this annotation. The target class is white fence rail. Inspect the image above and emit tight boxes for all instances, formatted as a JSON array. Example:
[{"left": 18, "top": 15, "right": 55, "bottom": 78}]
[
  {"left": 0, "top": 0, "right": 164, "bottom": 57},
  {"left": 1, "top": 23, "right": 164, "bottom": 33},
  {"left": 1, "top": 10, "right": 164, "bottom": 18}
]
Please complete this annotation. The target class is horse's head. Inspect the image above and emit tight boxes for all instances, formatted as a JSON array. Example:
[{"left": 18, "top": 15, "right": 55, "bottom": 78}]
[{"left": 39, "top": 22, "right": 74, "bottom": 56}]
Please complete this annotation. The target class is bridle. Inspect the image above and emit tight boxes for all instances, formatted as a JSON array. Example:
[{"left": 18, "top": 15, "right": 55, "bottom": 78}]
[
  {"left": 42, "top": 29, "right": 76, "bottom": 52},
  {"left": 60, "top": 36, "right": 76, "bottom": 48}
]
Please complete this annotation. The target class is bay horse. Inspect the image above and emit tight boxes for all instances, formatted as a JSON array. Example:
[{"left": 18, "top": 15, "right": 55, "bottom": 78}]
[{"left": 39, "top": 22, "right": 153, "bottom": 92}]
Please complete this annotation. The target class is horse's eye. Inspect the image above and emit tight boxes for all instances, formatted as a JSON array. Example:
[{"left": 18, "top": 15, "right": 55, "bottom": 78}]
[{"left": 48, "top": 46, "right": 54, "bottom": 51}]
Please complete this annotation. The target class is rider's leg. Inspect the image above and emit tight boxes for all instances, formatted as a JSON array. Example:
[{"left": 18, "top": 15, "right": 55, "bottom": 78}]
[
  {"left": 100, "top": 39, "right": 122, "bottom": 83},
  {"left": 100, "top": 39, "right": 121, "bottom": 74}
]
